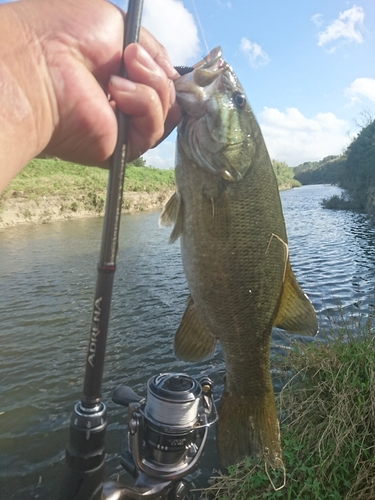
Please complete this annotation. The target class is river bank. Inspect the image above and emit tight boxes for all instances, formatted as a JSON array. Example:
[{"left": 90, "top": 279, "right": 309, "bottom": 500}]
[
  {"left": 0, "top": 185, "right": 300, "bottom": 229},
  {"left": 0, "top": 189, "right": 174, "bottom": 229},
  {"left": 0, "top": 158, "right": 176, "bottom": 229},
  {"left": 0, "top": 157, "right": 299, "bottom": 230}
]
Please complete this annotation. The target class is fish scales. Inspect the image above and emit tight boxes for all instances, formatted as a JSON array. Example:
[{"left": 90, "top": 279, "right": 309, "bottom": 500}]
[{"left": 160, "top": 47, "right": 317, "bottom": 469}]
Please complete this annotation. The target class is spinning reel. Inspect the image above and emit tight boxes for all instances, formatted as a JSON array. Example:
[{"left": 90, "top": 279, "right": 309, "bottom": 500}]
[{"left": 102, "top": 373, "right": 217, "bottom": 499}]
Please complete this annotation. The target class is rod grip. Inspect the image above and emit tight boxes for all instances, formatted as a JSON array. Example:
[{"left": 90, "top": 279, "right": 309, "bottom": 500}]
[{"left": 59, "top": 403, "right": 107, "bottom": 500}]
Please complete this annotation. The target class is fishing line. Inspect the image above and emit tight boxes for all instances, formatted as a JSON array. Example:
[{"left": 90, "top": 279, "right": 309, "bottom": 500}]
[
  {"left": 191, "top": 0, "right": 210, "bottom": 56},
  {"left": 145, "top": 373, "right": 201, "bottom": 427},
  {"left": 145, "top": 395, "right": 200, "bottom": 427}
]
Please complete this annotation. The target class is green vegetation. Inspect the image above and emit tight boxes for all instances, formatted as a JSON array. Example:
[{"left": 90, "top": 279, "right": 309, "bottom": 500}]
[
  {"left": 321, "top": 191, "right": 358, "bottom": 211},
  {"left": 293, "top": 117, "right": 375, "bottom": 217},
  {"left": 203, "top": 317, "right": 375, "bottom": 499},
  {"left": 2, "top": 157, "right": 109, "bottom": 200},
  {"left": 294, "top": 155, "right": 346, "bottom": 186},
  {"left": 337, "top": 119, "right": 375, "bottom": 212},
  {"left": 272, "top": 160, "right": 301, "bottom": 189},
  {"left": 0, "top": 157, "right": 175, "bottom": 212},
  {"left": 1, "top": 156, "right": 299, "bottom": 211}
]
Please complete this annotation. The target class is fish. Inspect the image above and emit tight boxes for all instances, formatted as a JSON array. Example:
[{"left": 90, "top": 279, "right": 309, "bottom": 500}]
[{"left": 160, "top": 47, "right": 318, "bottom": 469}]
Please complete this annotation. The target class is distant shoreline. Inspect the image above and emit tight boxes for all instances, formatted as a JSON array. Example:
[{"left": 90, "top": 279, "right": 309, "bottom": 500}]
[{"left": 0, "top": 190, "right": 174, "bottom": 229}]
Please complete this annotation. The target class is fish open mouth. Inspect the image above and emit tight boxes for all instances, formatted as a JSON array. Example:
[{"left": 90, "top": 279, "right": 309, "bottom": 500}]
[
  {"left": 193, "top": 46, "right": 225, "bottom": 71},
  {"left": 174, "top": 65, "right": 194, "bottom": 76},
  {"left": 174, "top": 46, "right": 225, "bottom": 76}
]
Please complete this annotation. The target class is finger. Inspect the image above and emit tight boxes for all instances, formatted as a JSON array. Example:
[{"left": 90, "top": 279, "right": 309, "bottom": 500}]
[
  {"left": 108, "top": 76, "right": 165, "bottom": 160},
  {"left": 123, "top": 44, "right": 173, "bottom": 123}
]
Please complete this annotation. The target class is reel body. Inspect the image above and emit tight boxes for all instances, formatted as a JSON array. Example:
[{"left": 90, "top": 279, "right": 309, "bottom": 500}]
[{"left": 106, "top": 373, "right": 217, "bottom": 499}]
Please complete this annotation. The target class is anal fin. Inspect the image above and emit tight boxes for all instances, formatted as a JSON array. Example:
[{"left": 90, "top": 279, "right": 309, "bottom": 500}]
[
  {"left": 174, "top": 296, "right": 217, "bottom": 361},
  {"left": 273, "top": 261, "right": 318, "bottom": 336}
]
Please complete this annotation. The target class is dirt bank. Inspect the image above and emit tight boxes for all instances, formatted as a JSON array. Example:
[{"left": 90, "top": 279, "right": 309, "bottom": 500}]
[{"left": 0, "top": 190, "right": 174, "bottom": 229}]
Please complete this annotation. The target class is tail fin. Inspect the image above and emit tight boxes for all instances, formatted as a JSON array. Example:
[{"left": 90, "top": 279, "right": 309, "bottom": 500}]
[{"left": 216, "top": 391, "right": 283, "bottom": 469}]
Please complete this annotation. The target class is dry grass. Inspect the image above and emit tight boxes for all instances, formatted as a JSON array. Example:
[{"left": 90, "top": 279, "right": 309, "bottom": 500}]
[{"left": 202, "top": 315, "right": 375, "bottom": 499}]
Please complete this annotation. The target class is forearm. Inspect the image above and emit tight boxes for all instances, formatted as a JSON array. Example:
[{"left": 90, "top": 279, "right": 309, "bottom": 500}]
[{"left": 0, "top": 2, "right": 54, "bottom": 191}]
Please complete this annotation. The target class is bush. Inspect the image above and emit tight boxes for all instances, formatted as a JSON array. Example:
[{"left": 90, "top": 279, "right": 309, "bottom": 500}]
[{"left": 321, "top": 192, "right": 360, "bottom": 211}]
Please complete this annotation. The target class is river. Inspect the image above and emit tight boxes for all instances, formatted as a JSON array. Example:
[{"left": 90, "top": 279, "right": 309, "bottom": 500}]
[{"left": 1, "top": 184, "right": 375, "bottom": 499}]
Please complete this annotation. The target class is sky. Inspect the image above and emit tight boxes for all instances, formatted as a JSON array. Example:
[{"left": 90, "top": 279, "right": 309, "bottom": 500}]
[
  {"left": 119, "top": 0, "right": 375, "bottom": 168},
  {"left": 3, "top": 0, "right": 374, "bottom": 168}
]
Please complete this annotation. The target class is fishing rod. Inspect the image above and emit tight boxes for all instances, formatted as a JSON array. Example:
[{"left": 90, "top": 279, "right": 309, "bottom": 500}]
[
  {"left": 59, "top": 2, "right": 217, "bottom": 499},
  {"left": 59, "top": 1, "right": 143, "bottom": 498}
]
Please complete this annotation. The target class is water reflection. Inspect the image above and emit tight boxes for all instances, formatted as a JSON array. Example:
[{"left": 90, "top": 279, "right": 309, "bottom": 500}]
[{"left": 281, "top": 185, "right": 375, "bottom": 324}]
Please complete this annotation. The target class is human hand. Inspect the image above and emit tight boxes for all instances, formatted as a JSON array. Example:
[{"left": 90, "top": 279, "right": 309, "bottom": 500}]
[
  {"left": 36, "top": 0, "right": 181, "bottom": 165},
  {"left": 0, "top": 0, "right": 182, "bottom": 190}
]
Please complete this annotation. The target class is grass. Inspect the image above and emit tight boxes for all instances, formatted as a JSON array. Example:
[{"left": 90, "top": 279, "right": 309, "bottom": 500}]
[
  {"left": 0, "top": 157, "right": 175, "bottom": 212},
  {"left": 203, "top": 315, "right": 375, "bottom": 499},
  {"left": 1, "top": 157, "right": 298, "bottom": 211}
]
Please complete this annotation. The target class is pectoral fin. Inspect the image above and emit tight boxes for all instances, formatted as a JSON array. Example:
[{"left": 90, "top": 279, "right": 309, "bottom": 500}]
[
  {"left": 174, "top": 296, "right": 217, "bottom": 361},
  {"left": 159, "top": 192, "right": 183, "bottom": 243},
  {"left": 201, "top": 187, "right": 231, "bottom": 238},
  {"left": 273, "top": 262, "right": 318, "bottom": 336}
]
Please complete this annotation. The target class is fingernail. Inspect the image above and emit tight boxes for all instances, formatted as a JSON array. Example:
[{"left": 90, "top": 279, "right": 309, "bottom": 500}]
[
  {"left": 136, "top": 44, "right": 159, "bottom": 72},
  {"left": 109, "top": 75, "right": 136, "bottom": 92}
]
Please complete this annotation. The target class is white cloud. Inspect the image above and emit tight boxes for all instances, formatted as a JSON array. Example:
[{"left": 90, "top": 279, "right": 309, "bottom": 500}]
[
  {"left": 311, "top": 13, "right": 323, "bottom": 28},
  {"left": 259, "top": 107, "right": 350, "bottom": 166},
  {"left": 141, "top": 0, "right": 200, "bottom": 66},
  {"left": 142, "top": 138, "right": 176, "bottom": 170},
  {"left": 239, "top": 37, "right": 270, "bottom": 68},
  {"left": 316, "top": 5, "right": 365, "bottom": 52},
  {"left": 346, "top": 78, "right": 375, "bottom": 104},
  {"left": 216, "top": 0, "right": 232, "bottom": 7}
]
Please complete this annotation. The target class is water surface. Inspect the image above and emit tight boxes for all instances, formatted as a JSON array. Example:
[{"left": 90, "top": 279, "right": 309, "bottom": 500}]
[{"left": 1, "top": 185, "right": 375, "bottom": 499}]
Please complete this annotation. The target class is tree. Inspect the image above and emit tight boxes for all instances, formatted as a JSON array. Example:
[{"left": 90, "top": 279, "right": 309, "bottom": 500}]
[
  {"left": 131, "top": 156, "right": 147, "bottom": 168},
  {"left": 272, "top": 160, "right": 301, "bottom": 188},
  {"left": 340, "top": 119, "right": 375, "bottom": 210}
]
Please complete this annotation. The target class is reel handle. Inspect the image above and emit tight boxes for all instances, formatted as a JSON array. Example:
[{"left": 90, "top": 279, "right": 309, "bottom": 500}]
[{"left": 112, "top": 385, "right": 145, "bottom": 407}]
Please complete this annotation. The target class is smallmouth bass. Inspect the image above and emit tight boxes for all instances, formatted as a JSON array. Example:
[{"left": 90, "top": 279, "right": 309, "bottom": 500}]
[{"left": 160, "top": 47, "right": 317, "bottom": 469}]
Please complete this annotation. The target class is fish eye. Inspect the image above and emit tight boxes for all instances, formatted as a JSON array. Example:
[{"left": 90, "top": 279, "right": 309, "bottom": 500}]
[{"left": 232, "top": 91, "right": 246, "bottom": 109}]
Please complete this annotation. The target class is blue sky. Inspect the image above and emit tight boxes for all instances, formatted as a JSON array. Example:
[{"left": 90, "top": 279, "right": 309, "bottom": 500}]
[
  {"left": 3, "top": 0, "right": 374, "bottom": 167},
  {"left": 120, "top": 0, "right": 375, "bottom": 168}
]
